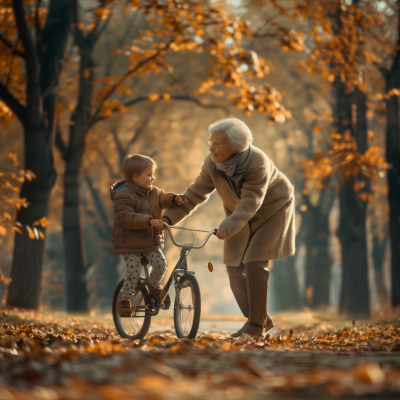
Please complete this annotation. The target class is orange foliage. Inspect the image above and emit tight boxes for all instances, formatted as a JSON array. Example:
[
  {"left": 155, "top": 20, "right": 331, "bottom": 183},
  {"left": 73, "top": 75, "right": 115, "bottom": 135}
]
[
  {"left": 300, "top": 133, "right": 387, "bottom": 196},
  {"left": 284, "top": 0, "right": 392, "bottom": 91},
  {"left": 52, "top": 0, "right": 304, "bottom": 128},
  {"left": 0, "top": 154, "right": 51, "bottom": 291}
]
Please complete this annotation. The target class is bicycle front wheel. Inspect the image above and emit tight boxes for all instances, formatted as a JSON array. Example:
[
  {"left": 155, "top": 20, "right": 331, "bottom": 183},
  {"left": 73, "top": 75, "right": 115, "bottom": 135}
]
[
  {"left": 112, "top": 279, "right": 151, "bottom": 340},
  {"left": 174, "top": 273, "right": 201, "bottom": 339}
]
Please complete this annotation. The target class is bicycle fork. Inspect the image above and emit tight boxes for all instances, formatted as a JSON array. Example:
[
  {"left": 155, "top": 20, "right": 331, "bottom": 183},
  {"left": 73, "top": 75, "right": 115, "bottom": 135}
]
[{"left": 159, "top": 248, "right": 191, "bottom": 307}]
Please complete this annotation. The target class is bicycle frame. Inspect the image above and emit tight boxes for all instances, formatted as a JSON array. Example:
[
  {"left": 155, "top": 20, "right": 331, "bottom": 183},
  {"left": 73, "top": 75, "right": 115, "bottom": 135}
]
[{"left": 129, "top": 223, "right": 216, "bottom": 313}]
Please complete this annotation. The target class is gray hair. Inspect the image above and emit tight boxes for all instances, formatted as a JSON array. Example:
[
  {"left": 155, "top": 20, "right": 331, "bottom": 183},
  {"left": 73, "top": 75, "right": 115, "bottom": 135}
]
[{"left": 208, "top": 117, "right": 253, "bottom": 152}]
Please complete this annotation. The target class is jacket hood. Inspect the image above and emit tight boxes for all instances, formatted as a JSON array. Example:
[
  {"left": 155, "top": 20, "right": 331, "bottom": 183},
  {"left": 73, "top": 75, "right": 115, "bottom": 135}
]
[
  {"left": 110, "top": 179, "right": 156, "bottom": 201},
  {"left": 110, "top": 180, "right": 127, "bottom": 201}
]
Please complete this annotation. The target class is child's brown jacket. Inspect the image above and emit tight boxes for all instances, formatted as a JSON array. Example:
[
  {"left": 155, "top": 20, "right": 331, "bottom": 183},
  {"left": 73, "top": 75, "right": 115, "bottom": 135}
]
[{"left": 110, "top": 180, "right": 177, "bottom": 254}]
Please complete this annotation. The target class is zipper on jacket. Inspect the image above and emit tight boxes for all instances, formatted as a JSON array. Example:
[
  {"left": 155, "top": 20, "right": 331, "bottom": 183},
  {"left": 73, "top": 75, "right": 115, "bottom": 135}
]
[{"left": 147, "top": 191, "right": 156, "bottom": 250}]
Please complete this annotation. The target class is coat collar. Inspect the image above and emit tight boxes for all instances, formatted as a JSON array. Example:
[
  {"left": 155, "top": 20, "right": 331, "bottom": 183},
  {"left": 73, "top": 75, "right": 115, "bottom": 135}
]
[
  {"left": 209, "top": 161, "right": 229, "bottom": 182},
  {"left": 126, "top": 181, "right": 152, "bottom": 199},
  {"left": 209, "top": 160, "right": 244, "bottom": 199}
]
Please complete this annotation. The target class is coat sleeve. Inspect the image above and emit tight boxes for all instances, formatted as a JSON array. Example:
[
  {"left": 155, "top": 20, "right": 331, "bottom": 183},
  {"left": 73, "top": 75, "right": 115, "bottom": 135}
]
[
  {"left": 162, "top": 158, "right": 215, "bottom": 225},
  {"left": 113, "top": 192, "right": 153, "bottom": 230},
  {"left": 159, "top": 189, "right": 177, "bottom": 209},
  {"left": 219, "top": 164, "right": 270, "bottom": 238}
]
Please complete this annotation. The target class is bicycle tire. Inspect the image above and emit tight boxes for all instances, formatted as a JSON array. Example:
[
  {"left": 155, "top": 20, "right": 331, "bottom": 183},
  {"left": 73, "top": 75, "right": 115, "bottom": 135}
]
[
  {"left": 112, "top": 279, "right": 151, "bottom": 340},
  {"left": 174, "top": 273, "right": 201, "bottom": 339}
]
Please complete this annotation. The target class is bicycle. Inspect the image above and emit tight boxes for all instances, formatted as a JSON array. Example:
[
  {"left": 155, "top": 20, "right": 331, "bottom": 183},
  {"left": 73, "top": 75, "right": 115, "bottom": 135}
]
[{"left": 112, "top": 222, "right": 217, "bottom": 340}]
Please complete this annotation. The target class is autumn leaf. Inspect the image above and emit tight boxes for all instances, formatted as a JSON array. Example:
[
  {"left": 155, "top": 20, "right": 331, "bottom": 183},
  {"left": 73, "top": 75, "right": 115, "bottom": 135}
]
[
  {"left": 11, "top": 226, "right": 22, "bottom": 234},
  {"left": 147, "top": 94, "right": 160, "bottom": 101},
  {"left": 26, "top": 225, "right": 36, "bottom": 240}
]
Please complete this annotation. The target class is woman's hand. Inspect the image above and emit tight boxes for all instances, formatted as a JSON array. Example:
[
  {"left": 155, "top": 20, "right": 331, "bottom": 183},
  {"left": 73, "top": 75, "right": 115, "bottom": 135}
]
[
  {"left": 174, "top": 194, "right": 187, "bottom": 205},
  {"left": 149, "top": 219, "right": 164, "bottom": 229},
  {"left": 215, "top": 226, "right": 228, "bottom": 240}
]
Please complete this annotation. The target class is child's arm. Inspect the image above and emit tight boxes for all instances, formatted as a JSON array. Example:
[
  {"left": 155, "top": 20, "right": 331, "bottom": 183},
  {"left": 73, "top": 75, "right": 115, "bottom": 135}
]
[
  {"left": 159, "top": 189, "right": 187, "bottom": 209},
  {"left": 113, "top": 193, "right": 152, "bottom": 229}
]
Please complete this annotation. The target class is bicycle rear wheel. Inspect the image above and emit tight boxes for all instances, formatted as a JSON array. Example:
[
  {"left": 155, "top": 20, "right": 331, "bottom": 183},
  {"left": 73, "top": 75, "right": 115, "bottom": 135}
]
[
  {"left": 112, "top": 279, "right": 151, "bottom": 340},
  {"left": 174, "top": 273, "right": 201, "bottom": 339}
]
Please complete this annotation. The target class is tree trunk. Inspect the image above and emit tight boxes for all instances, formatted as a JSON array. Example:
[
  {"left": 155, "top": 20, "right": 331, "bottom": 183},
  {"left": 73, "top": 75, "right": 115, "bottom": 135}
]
[
  {"left": 62, "top": 50, "right": 94, "bottom": 312},
  {"left": 303, "top": 186, "right": 335, "bottom": 308},
  {"left": 83, "top": 176, "right": 120, "bottom": 310},
  {"left": 336, "top": 86, "right": 370, "bottom": 318},
  {"left": 385, "top": 74, "right": 400, "bottom": 308},
  {"left": 372, "top": 234, "right": 387, "bottom": 302},
  {"left": 7, "top": 126, "right": 56, "bottom": 309},
  {"left": 269, "top": 256, "right": 301, "bottom": 312},
  {"left": 338, "top": 178, "right": 370, "bottom": 317},
  {"left": 63, "top": 142, "right": 88, "bottom": 312},
  {"left": 5, "top": 0, "right": 72, "bottom": 309}
]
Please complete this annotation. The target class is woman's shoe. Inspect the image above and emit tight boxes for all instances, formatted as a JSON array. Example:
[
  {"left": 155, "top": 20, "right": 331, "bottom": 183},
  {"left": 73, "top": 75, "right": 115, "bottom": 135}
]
[
  {"left": 231, "top": 321, "right": 248, "bottom": 338},
  {"left": 117, "top": 300, "right": 132, "bottom": 317},
  {"left": 150, "top": 284, "right": 171, "bottom": 309},
  {"left": 264, "top": 319, "right": 274, "bottom": 334}
]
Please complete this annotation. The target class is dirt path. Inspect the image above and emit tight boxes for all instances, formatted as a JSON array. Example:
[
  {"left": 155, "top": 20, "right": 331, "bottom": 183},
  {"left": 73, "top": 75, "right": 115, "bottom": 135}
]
[{"left": 0, "top": 309, "right": 399, "bottom": 399}]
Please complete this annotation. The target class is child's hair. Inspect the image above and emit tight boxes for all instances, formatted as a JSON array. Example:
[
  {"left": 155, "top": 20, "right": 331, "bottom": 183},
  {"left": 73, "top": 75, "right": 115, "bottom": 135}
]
[{"left": 123, "top": 154, "right": 157, "bottom": 184}]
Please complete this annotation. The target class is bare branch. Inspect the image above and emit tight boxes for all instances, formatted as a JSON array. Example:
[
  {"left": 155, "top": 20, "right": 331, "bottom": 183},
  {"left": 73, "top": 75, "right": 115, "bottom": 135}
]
[
  {"left": 90, "top": 45, "right": 170, "bottom": 123},
  {"left": 126, "top": 111, "right": 152, "bottom": 150},
  {"left": 91, "top": 94, "right": 229, "bottom": 126},
  {"left": 252, "top": 32, "right": 280, "bottom": 39},
  {"left": 71, "top": 0, "right": 84, "bottom": 47},
  {"left": 12, "top": 0, "right": 39, "bottom": 77},
  {"left": 94, "top": 147, "right": 118, "bottom": 179},
  {"left": 0, "top": 34, "right": 25, "bottom": 58},
  {"left": 84, "top": 174, "right": 109, "bottom": 228},
  {"left": 35, "top": 0, "right": 43, "bottom": 59},
  {"left": 55, "top": 129, "right": 67, "bottom": 160},
  {"left": 111, "top": 129, "right": 124, "bottom": 159},
  {"left": 0, "top": 81, "right": 27, "bottom": 124},
  {"left": 91, "top": 11, "right": 112, "bottom": 43}
]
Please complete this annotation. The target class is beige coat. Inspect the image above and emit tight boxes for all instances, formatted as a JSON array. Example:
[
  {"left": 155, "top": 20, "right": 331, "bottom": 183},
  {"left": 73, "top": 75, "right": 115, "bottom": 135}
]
[{"left": 163, "top": 146, "right": 296, "bottom": 266}]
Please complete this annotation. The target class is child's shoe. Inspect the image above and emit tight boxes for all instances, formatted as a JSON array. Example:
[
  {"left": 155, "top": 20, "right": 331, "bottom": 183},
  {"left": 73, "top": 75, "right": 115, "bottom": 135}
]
[
  {"left": 150, "top": 284, "right": 171, "bottom": 310},
  {"left": 117, "top": 300, "right": 132, "bottom": 317}
]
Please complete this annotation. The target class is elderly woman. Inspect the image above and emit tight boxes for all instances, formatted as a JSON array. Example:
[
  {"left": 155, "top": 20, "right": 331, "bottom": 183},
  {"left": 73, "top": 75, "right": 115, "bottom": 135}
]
[{"left": 162, "top": 118, "right": 296, "bottom": 340}]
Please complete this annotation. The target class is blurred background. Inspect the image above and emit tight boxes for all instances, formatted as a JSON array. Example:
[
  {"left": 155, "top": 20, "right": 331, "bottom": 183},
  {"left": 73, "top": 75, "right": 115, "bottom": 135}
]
[{"left": 0, "top": 0, "right": 398, "bottom": 321}]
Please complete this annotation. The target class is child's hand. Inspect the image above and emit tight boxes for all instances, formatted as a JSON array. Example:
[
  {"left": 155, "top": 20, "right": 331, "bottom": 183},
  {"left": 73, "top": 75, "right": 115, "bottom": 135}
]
[
  {"left": 149, "top": 219, "right": 164, "bottom": 229},
  {"left": 175, "top": 195, "right": 187, "bottom": 205}
]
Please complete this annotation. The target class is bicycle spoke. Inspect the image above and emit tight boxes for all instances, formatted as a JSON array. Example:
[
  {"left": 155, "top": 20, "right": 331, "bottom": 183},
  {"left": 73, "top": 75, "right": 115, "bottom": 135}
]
[
  {"left": 118, "top": 288, "right": 146, "bottom": 336},
  {"left": 178, "top": 280, "right": 195, "bottom": 336}
]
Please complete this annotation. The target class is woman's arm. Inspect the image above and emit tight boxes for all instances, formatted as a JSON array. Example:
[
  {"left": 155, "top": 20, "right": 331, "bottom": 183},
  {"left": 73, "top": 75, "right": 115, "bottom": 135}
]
[
  {"left": 219, "top": 164, "right": 270, "bottom": 238},
  {"left": 162, "top": 157, "right": 215, "bottom": 225},
  {"left": 113, "top": 193, "right": 153, "bottom": 229}
]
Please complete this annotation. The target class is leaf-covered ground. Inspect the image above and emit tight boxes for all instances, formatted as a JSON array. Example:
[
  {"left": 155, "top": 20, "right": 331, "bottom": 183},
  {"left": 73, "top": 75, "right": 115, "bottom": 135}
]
[{"left": 0, "top": 309, "right": 400, "bottom": 400}]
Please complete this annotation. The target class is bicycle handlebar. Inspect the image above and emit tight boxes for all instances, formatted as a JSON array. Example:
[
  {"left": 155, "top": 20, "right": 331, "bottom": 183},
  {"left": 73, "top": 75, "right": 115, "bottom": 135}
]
[{"left": 162, "top": 222, "right": 217, "bottom": 249}]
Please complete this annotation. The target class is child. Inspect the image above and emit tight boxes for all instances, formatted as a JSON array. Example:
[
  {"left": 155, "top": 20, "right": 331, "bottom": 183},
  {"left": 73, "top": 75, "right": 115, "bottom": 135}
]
[{"left": 110, "top": 154, "right": 186, "bottom": 316}]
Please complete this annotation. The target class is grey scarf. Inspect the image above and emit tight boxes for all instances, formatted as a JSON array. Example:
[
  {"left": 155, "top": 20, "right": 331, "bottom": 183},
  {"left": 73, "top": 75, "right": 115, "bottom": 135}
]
[{"left": 215, "top": 145, "right": 254, "bottom": 183}]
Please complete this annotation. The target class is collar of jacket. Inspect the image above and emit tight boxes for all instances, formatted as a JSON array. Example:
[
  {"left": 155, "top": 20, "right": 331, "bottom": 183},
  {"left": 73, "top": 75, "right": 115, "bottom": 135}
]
[
  {"left": 209, "top": 161, "right": 229, "bottom": 182},
  {"left": 126, "top": 181, "right": 152, "bottom": 198},
  {"left": 209, "top": 161, "right": 244, "bottom": 199}
]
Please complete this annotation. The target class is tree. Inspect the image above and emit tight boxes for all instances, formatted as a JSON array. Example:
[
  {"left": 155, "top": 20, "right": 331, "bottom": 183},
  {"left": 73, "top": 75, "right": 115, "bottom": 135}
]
[
  {"left": 0, "top": 0, "right": 73, "bottom": 309},
  {"left": 378, "top": 0, "right": 400, "bottom": 308},
  {"left": 288, "top": 0, "right": 391, "bottom": 317}
]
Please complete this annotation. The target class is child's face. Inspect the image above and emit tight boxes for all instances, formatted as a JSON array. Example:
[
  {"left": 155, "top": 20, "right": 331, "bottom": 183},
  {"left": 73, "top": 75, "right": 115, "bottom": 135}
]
[{"left": 133, "top": 164, "right": 155, "bottom": 190}]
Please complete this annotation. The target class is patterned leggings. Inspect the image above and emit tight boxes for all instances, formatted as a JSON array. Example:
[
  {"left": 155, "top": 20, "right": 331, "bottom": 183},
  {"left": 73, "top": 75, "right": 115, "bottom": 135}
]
[{"left": 119, "top": 249, "right": 167, "bottom": 301}]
